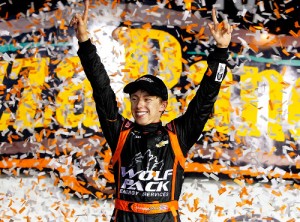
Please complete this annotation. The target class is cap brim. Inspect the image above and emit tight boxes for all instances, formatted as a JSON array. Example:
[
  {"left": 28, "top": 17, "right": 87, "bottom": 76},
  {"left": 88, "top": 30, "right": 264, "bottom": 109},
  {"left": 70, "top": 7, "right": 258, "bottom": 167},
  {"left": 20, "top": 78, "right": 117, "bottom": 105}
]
[{"left": 124, "top": 81, "right": 159, "bottom": 97}]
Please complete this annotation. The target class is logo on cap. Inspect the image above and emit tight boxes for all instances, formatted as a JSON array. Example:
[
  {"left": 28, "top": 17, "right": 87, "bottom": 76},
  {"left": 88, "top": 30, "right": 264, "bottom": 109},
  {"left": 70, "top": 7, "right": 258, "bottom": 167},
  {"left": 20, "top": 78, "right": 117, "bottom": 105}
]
[{"left": 138, "top": 77, "right": 154, "bottom": 83}]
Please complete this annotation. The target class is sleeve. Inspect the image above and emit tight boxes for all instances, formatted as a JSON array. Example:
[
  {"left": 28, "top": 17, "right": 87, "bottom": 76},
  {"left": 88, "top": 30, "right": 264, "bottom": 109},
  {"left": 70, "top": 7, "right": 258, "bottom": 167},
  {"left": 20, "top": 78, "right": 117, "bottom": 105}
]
[
  {"left": 77, "top": 39, "right": 123, "bottom": 153},
  {"left": 173, "top": 47, "right": 229, "bottom": 156}
]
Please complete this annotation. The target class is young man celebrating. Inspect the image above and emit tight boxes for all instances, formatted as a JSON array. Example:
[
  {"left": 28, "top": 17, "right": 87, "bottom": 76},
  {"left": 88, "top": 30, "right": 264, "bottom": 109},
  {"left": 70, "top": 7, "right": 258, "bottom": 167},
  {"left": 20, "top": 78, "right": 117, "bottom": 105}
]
[{"left": 70, "top": 1, "right": 233, "bottom": 221}]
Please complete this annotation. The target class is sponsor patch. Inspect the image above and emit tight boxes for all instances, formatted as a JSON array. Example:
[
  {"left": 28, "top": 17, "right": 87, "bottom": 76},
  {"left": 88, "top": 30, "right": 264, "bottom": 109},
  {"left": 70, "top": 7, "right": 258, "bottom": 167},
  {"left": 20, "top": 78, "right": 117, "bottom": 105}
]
[
  {"left": 215, "top": 63, "right": 226, "bottom": 82},
  {"left": 156, "top": 140, "right": 169, "bottom": 148}
]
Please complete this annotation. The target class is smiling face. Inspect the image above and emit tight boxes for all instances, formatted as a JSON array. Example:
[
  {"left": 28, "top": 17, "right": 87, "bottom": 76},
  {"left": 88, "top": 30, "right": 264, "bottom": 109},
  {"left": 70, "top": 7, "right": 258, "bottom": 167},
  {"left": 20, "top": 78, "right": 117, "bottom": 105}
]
[{"left": 130, "top": 90, "right": 167, "bottom": 125}]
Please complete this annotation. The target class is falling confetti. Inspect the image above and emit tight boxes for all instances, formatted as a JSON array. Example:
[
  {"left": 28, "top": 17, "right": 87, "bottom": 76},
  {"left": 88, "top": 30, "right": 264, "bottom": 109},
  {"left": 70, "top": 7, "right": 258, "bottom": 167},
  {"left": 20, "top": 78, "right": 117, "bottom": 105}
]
[{"left": 0, "top": 0, "right": 300, "bottom": 221}]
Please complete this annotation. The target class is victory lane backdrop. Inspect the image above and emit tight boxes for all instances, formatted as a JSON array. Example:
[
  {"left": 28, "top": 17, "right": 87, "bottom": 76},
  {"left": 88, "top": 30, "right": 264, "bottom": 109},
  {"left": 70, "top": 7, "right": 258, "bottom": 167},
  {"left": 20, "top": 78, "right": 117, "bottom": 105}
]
[{"left": 0, "top": 1, "right": 300, "bottom": 199}]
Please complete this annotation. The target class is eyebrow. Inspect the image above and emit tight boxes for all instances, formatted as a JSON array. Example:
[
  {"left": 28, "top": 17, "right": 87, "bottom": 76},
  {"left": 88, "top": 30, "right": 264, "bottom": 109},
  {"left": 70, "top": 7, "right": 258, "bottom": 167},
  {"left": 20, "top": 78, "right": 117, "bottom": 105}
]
[
  {"left": 131, "top": 95, "right": 158, "bottom": 102},
  {"left": 131, "top": 93, "right": 153, "bottom": 98}
]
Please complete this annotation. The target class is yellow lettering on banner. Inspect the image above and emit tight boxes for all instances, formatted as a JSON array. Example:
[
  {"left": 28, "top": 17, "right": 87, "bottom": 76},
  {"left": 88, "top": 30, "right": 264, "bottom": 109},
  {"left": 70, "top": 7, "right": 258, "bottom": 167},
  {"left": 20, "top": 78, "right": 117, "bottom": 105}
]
[
  {"left": 187, "top": 61, "right": 207, "bottom": 85},
  {"left": 208, "top": 72, "right": 232, "bottom": 134},
  {"left": 288, "top": 77, "right": 300, "bottom": 140},
  {"left": 260, "top": 69, "right": 284, "bottom": 141},
  {"left": 55, "top": 57, "right": 100, "bottom": 128},
  {"left": 0, "top": 30, "right": 299, "bottom": 142},
  {"left": 0, "top": 62, "right": 10, "bottom": 131},
  {"left": 12, "top": 58, "right": 48, "bottom": 131},
  {"left": 0, "top": 59, "right": 52, "bottom": 131},
  {"left": 38, "top": 105, "right": 54, "bottom": 129},
  {"left": 236, "top": 67, "right": 285, "bottom": 140},
  {"left": 238, "top": 66, "right": 260, "bottom": 137},
  {"left": 121, "top": 28, "right": 182, "bottom": 122}
]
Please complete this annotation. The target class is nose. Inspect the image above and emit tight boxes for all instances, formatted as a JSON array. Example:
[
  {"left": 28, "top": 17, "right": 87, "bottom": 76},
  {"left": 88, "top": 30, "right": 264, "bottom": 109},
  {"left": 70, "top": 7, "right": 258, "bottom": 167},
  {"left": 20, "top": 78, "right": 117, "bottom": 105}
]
[{"left": 136, "top": 99, "right": 144, "bottom": 109}]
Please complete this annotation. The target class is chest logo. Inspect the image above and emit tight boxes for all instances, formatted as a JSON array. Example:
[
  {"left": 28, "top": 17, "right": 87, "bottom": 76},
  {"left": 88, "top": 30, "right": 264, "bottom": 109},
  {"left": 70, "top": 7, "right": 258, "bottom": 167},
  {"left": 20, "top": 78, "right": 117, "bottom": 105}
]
[{"left": 156, "top": 140, "right": 169, "bottom": 148}]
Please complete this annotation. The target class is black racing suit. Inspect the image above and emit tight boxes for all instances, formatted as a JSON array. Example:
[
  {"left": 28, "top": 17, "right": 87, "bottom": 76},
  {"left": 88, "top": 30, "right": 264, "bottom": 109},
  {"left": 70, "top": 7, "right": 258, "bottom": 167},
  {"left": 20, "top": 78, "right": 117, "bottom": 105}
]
[{"left": 78, "top": 39, "right": 229, "bottom": 222}]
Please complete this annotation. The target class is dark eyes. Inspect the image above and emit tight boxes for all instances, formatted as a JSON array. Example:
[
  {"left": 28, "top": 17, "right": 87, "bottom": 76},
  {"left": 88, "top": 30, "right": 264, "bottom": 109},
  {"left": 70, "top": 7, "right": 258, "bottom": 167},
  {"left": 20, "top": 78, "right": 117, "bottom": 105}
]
[{"left": 130, "top": 97, "right": 153, "bottom": 102}]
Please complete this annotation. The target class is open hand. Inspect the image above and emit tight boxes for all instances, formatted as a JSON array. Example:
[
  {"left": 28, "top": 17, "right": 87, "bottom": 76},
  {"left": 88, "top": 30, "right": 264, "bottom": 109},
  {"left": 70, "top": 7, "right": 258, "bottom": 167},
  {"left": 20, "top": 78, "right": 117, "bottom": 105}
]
[
  {"left": 69, "top": 0, "right": 89, "bottom": 42},
  {"left": 208, "top": 8, "right": 233, "bottom": 48}
]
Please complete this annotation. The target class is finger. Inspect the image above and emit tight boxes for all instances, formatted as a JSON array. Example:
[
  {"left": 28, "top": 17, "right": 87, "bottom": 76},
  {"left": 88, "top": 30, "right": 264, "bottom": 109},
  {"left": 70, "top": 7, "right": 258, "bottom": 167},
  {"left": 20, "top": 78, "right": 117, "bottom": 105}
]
[
  {"left": 229, "top": 25, "right": 234, "bottom": 34},
  {"left": 225, "top": 20, "right": 233, "bottom": 34},
  {"left": 227, "top": 24, "right": 232, "bottom": 34},
  {"left": 222, "top": 19, "right": 230, "bottom": 33},
  {"left": 208, "top": 23, "right": 217, "bottom": 37},
  {"left": 211, "top": 8, "right": 218, "bottom": 24},
  {"left": 208, "top": 23, "right": 214, "bottom": 33},
  {"left": 69, "top": 16, "right": 77, "bottom": 27},
  {"left": 83, "top": 0, "right": 89, "bottom": 23},
  {"left": 69, "top": 19, "right": 74, "bottom": 27},
  {"left": 76, "top": 13, "right": 84, "bottom": 25}
]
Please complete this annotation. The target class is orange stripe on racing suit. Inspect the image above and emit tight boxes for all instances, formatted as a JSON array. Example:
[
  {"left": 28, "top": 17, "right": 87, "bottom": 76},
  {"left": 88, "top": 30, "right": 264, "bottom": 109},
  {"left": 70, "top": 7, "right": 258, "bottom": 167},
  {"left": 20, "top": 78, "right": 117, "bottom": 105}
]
[
  {"left": 115, "top": 199, "right": 178, "bottom": 215},
  {"left": 111, "top": 122, "right": 186, "bottom": 220},
  {"left": 167, "top": 128, "right": 185, "bottom": 216}
]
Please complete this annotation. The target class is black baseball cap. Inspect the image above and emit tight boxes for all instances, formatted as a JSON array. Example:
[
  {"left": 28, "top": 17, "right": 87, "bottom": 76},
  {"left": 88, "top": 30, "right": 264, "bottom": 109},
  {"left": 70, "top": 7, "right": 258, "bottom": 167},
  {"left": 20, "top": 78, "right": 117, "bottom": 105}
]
[{"left": 123, "top": 74, "right": 168, "bottom": 101}]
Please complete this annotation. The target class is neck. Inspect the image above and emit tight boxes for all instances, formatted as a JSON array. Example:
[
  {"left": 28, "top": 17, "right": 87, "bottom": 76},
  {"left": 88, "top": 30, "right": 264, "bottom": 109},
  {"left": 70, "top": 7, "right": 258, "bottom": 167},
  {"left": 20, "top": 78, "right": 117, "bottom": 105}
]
[{"left": 134, "top": 122, "right": 162, "bottom": 132}]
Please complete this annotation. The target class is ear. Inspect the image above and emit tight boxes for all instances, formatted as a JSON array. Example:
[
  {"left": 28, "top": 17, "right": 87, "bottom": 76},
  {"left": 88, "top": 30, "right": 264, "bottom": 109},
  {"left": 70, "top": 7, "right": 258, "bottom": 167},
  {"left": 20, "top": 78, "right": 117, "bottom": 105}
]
[{"left": 159, "top": 101, "right": 168, "bottom": 112}]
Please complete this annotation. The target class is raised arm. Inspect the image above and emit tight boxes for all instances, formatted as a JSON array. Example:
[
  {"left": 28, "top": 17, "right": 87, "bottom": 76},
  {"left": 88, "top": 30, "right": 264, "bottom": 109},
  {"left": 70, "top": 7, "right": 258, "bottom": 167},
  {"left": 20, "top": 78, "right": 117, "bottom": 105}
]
[
  {"left": 70, "top": 0, "right": 123, "bottom": 152},
  {"left": 69, "top": 0, "right": 89, "bottom": 43},
  {"left": 173, "top": 8, "right": 233, "bottom": 155}
]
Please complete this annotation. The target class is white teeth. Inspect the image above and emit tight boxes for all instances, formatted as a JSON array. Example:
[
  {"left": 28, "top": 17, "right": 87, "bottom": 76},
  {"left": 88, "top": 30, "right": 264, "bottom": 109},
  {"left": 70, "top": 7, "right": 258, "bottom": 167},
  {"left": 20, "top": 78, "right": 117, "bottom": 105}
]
[{"left": 136, "top": 111, "right": 147, "bottom": 117}]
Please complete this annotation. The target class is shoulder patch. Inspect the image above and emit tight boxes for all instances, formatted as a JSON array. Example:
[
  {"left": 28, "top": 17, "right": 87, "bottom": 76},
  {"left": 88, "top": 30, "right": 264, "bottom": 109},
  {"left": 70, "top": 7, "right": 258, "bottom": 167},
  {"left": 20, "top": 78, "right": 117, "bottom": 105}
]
[{"left": 215, "top": 63, "right": 226, "bottom": 82}]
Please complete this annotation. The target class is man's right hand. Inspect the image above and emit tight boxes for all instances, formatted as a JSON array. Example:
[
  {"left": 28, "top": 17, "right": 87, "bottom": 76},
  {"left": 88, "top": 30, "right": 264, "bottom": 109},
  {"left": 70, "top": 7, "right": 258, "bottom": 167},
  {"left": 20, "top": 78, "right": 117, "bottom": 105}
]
[{"left": 69, "top": 0, "right": 89, "bottom": 42}]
